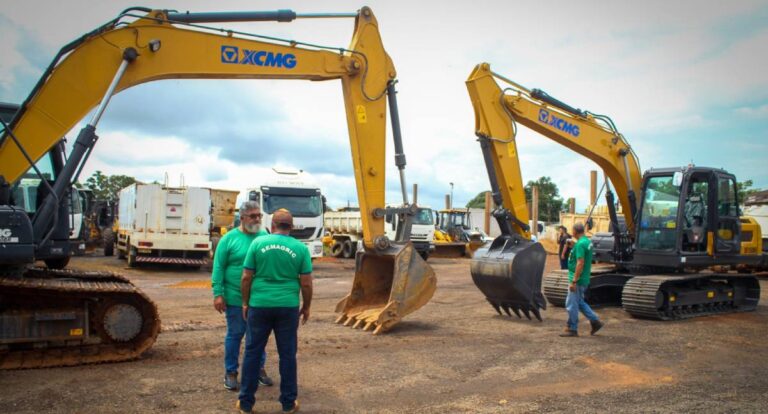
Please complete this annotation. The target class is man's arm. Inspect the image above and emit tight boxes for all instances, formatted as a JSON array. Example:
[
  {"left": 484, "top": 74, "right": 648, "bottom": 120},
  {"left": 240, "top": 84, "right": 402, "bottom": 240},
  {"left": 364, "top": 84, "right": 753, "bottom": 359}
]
[
  {"left": 241, "top": 268, "right": 254, "bottom": 319},
  {"left": 211, "top": 237, "right": 228, "bottom": 313},
  {"left": 299, "top": 273, "right": 313, "bottom": 325},
  {"left": 573, "top": 259, "right": 584, "bottom": 283}
]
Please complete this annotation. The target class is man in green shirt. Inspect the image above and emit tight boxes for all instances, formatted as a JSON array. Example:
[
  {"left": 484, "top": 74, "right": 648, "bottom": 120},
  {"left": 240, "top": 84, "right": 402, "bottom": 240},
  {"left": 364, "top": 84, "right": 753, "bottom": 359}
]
[
  {"left": 238, "top": 209, "right": 312, "bottom": 414},
  {"left": 560, "top": 222, "right": 604, "bottom": 337},
  {"left": 211, "top": 201, "right": 272, "bottom": 390}
]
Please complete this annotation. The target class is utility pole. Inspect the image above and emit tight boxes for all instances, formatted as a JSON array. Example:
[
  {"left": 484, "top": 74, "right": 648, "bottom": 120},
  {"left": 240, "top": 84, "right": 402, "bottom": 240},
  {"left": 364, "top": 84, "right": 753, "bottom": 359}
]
[{"left": 449, "top": 182, "right": 454, "bottom": 209}]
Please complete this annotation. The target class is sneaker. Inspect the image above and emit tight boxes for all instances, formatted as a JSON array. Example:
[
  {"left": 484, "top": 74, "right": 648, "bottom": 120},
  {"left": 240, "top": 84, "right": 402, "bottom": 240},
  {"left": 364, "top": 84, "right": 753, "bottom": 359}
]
[
  {"left": 282, "top": 400, "right": 300, "bottom": 413},
  {"left": 235, "top": 400, "right": 253, "bottom": 414},
  {"left": 258, "top": 368, "right": 274, "bottom": 387},
  {"left": 559, "top": 328, "right": 578, "bottom": 337},
  {"left": 224, "top": 372, "right": 239, "bottom": 391},
  {"left": 590, "top": 319, "right": 604, "bottom": 336}
]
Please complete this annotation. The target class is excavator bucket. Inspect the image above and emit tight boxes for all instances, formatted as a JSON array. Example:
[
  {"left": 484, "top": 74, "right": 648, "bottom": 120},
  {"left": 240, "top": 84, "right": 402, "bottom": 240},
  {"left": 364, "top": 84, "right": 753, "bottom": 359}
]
[
  {"left": 470, "top": 236, "right": 547, "bottom": 321},
  {"left": 335, "top": 242, "right": 436, "bottom": 334}
]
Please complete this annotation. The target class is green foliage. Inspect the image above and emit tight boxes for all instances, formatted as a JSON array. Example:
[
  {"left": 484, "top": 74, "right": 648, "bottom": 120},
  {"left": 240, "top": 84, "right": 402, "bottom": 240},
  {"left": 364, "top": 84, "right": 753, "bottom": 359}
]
[
  {"left": 525, "top": 177, "right": 565, "bottom": 222},
  {"left": 737, "top": 179, "right": 761, "bottom": 201},
  {"left": 84, "top": 170, "right": 136, "bottom": 201},
  {"left": 465, "top": 177, "right": 565, "bottom": 222},
  {"left": 466, "top": 191, "right": 489, "bottom": 209}
]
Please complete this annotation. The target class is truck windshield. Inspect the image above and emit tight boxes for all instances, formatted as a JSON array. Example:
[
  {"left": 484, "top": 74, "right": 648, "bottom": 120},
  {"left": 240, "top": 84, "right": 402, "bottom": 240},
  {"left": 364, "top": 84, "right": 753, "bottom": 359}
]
[
  {"left": 263, "top": 193, "right": 323, "bottom": 218},
  {"left": 413, "top": 208, "right": 433, "bottom": 225},
  {"left": 637, "top": 175, "right": 680, "bottom": 251}
]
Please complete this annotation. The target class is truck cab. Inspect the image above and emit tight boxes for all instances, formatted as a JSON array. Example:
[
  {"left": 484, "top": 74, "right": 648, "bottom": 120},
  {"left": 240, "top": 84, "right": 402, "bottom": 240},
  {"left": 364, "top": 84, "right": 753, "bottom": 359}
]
[
  {"left": 385, "top": 205, "right": 435, "bottom": 260},
  {"left": 247, "top": 168, "right": 325, "bottom": 258}
]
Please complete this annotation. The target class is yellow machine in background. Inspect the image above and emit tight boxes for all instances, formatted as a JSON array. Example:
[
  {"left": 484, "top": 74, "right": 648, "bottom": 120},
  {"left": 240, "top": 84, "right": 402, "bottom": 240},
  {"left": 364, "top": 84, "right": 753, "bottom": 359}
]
[
  {"left": 0, "top": 6, "right": 435, "bottom": 369},
  {"left": 433, "top": 209, "right": 485, "bottom": 258},
  {"left": 465, "top": 63, "right": 761, "bottom": 321}
]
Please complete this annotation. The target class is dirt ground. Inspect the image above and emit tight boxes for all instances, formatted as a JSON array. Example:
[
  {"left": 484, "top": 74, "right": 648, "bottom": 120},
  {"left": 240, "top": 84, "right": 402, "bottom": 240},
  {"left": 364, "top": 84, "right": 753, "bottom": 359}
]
[{"left": 2, "top": 253, "right": 768, "bottom": 413}]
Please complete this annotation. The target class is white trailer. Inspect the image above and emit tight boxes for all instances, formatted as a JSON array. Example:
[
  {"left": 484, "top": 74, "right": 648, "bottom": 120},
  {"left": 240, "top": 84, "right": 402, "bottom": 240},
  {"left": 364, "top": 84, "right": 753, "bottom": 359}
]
[
  {"left": 245, "top": 168, "right": 325, "bottom": 258},
  {"left": 324, "top": 206, "right": 435, "bottom": 259},
  {"left": 116, "top": 183, "right": 211, "bottom": 267}
]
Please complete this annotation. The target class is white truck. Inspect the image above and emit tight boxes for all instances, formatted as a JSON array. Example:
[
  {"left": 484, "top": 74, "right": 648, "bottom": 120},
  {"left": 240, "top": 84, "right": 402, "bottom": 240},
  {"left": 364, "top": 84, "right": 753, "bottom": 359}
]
[
  {"left": 245, "top": 168, "right": 325, "bottom": 259},
  {"left": 116, "top": 183, "right": 211, "bottom": 267},
  {"left": 324, "top": 205, "right": 436, "bottom": 260}
]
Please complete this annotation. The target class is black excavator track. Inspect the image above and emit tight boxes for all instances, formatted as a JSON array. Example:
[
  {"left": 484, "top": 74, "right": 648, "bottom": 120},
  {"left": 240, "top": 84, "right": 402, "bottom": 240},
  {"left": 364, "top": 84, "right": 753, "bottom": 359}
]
[
  {"left": 621, "top": 273, "right": 760, "bottom": 320},
  {"left": 0, "top": 267, "right": 160, "bottom": 369},
  {"left": 543, "top": 266, "right": 626, "bottom": 308},
  {"left": 544, "top": 268, "right": 760, "bottom": 320}
]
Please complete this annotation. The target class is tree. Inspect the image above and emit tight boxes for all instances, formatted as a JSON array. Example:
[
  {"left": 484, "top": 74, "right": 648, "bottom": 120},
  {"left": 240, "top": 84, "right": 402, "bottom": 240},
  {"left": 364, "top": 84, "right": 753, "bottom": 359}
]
[
  {"left": 737, "top": 179, "right": 761, "bottom": 202},
  {"left": 465, "top": 176, "right": 565, "bottom": 222},
  {"left": 466, "top": 191, "right": 489, "bottom": 209},
  {"left": 84, "top": 170, "right": 136, "bottom": 201},
  {"left": 525, "top": 177, "right": 565, "bottom": 223}
]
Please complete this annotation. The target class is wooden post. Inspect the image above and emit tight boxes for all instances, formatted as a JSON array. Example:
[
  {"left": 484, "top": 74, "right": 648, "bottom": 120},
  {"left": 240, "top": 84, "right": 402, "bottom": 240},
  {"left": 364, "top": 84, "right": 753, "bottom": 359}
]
[
  {"left": 531, "top": 185, "right": 539, "bottom": 239},
  {"left": 412, "top": 183, "right": 418, "bottom": 206},
  {"left": 568, "top": 197, "right": 576, "bottom": 214},
  {"left": 590, "top": 170, "right": 598, "bottom": 206},
  {"left": 484, "top": 191, "right": 492, "bottom": 234}
]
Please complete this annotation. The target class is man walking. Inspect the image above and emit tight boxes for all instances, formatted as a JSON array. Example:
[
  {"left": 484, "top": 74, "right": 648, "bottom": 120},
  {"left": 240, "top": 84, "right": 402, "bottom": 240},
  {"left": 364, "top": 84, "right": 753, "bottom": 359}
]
[
  {"left": 560, "top": 222, "right": 604, "bottom": 337},
  {"left": 238, "top": 209, "right": 312, "bottom": 414},
  {"left": 211, "top": 201, "right": 273, "bottom": 391}
]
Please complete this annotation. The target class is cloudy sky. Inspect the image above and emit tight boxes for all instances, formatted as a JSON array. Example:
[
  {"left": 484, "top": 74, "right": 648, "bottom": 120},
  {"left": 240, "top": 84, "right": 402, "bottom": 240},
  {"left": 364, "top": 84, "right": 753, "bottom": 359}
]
[{"left": 2, "top": 0, "right": 766, "bottom": 213}]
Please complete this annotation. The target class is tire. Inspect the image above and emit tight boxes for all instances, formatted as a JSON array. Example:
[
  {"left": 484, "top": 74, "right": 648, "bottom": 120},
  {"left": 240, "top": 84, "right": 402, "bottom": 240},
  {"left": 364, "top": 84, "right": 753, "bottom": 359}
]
[
  {"left": 127, "top": 246, "right": 138, "bottom": 268},
  {"left": 330, "top": 241, "right": 344, "bottom": 258},
  {"left": 44, "top": 256, "right": 70, "bottom": 269},
  {"left": 418, "top": 251, "right": 430, "bottom": 261},
  {"left": 342, "top": 240, "right": 355, "bottom": 259},
  {"left": 103, "top": 228, "right": 115, "bottom": 257}
]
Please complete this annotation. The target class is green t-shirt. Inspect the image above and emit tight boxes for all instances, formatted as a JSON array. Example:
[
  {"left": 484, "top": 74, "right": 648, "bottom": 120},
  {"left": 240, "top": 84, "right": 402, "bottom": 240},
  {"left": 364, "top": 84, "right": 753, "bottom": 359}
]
[
  {"left": 568, "top": 235, "right": 593, "bottom": 286},
  {"left": 243, "top": 234, "right": 312, "bottom": 308},
  {"left": 211, "top": 227, "right": 268, "bottom": 306}
]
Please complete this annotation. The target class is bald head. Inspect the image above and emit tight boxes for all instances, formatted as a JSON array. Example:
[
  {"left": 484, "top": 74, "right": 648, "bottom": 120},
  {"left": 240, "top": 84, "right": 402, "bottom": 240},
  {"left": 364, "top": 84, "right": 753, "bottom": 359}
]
[{"left": 271, "top": 208, "right": 294, "bottom": 234}]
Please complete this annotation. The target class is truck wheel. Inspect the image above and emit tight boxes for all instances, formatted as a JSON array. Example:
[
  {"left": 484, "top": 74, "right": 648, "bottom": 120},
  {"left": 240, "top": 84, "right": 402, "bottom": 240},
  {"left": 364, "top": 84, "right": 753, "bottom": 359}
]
[
  {"left": 127, "top": 247, "right": 138, "bottom": 268},
  {"left": 103, "top": 228, "right": 115, "bottom": 257},
  {"left": 44, "top": 256, "right": 70, "bottom": 269},
  {"left": 419, "top": 251, "right": 430, "bottom": 261},
  {"left": 342, "top": 240, "right": 355, "bottom": 259},
  {"left": 330, "top": 241, "right": 344, "bottom": 258}
]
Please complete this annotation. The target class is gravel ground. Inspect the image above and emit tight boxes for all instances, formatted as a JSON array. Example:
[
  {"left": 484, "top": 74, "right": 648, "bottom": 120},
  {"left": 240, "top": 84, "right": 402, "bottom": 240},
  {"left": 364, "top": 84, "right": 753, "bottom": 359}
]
[{"left": 1, "top": 253, "right": 766, "bottom": 413}]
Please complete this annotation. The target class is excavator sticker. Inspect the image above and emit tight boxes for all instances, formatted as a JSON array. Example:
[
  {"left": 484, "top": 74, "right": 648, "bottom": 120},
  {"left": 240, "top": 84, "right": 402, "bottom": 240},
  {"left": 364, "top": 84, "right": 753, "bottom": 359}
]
[
  {"left": 220, "top": 45, "right": 297, "bottom": 68},
  {"left": 0, "top": 228, "right": 19, "bottom": 243},
  {"left": 538, "top": 109, "right": 580, "bottom": 137}
]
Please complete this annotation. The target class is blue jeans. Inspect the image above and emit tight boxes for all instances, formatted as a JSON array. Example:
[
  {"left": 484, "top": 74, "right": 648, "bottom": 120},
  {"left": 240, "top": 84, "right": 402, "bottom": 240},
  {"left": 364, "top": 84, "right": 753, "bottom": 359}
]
[
  {"left": 565, "top": 284, "right": 599, "bottom": 331},
  {"left": 224, "top": 305, "right": 266, "bottom": 374},
  {"left": 239, "top": 307, "right": 300, "bottom": 412},
  {"left": 559, "top": 257, "right": 568, "bottom": 270}
]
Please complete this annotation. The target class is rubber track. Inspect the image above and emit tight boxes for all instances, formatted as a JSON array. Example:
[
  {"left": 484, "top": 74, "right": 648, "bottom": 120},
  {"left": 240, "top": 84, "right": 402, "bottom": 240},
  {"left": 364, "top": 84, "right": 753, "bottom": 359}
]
[
  {"left": 0, "top": 267, "right": 160, "bottom": 369},
  {"left": 622, "top": 274, "right": 759, "bottom": 320}
]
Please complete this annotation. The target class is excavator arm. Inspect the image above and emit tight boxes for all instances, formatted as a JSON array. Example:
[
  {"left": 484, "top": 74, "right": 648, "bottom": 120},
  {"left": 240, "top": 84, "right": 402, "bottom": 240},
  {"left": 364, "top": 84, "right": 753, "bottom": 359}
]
[
  {"left": 1, "top": 7, "right": 395, "bottom": 250},
  {"left": 463, "top": 63, "right": 643, "bottom": 320},
  {"left": 466, "top": 63, "right": 642, "bottom": 235}
]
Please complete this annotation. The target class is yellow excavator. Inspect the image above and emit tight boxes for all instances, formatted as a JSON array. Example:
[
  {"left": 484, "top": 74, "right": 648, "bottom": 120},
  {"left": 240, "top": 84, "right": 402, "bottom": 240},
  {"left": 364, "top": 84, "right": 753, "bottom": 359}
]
[
  {"left": 0, "top": 6, "right": 435, "bottom": 369},
  {"left": 465, "top": 63, "right": 761, "bottom": 321}
]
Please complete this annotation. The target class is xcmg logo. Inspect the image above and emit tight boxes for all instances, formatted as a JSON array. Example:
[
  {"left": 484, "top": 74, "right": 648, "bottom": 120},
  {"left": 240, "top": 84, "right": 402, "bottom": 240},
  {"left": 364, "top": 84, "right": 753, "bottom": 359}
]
[
  {"left": 220, "top": 46, "right": 297, "bottom": 69},
  {"left": 538, "top": 109, "right": 580, "bottom": 137}
]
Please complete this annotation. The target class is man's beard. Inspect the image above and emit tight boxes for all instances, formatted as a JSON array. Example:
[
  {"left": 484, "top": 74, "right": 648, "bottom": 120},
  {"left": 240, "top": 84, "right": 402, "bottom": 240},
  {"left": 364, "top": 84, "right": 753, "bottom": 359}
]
[{"left": 243, "top": 223, "right": 261, "bottom": 234}]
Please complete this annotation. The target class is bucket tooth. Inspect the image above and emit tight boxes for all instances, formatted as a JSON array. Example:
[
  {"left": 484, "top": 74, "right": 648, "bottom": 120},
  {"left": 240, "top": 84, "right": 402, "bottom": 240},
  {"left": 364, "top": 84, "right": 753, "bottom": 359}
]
[
  {"left": 490, "top": 301, "right": 503, "bottom": 316},
  {"left": 500, "top": 305, "right": 512, "bottom": 317},
  {"left": 334, "top": 243, "right": 436, "bottom": 335},
  {"left": 521, "top": 307, "right": 532, "bottom": 320},
  {"left": 510, "top": 305, "right": 522, "bottom": 319},
  {"left": 335, "top": 315, "right": 347, "bottom": 324},
  {"left": 531, "top": 307, "right": 542, "bottom": 322}
]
